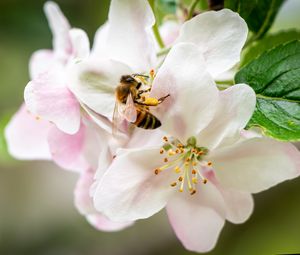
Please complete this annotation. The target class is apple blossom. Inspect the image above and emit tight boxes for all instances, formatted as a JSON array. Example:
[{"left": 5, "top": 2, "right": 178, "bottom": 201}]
[{"left": 92, "top": 43, "right": 300, "bottom": 253}]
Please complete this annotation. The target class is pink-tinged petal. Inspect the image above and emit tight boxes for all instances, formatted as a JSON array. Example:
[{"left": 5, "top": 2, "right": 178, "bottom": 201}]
[
  {"left": 24, "top": 73, "right": 81, "bottom": 135},
  {"left": 4, "top": 104, "right": 51, "bottom": 160},
  {"left": 93, "top": 148, "right": 175, "bottom": 222},
  {"left": 197, "top": 84, "right": 256, "bottom": 150},
  {"left": 159, "top": 20, "right": 180, "bottom": 47},
  {"left": 176, "top": 9, "right": 248, "bottom": 78},
  {"left": 69, "top": 28, "right": 90, "bottom": 60},
  {"left": 151, "top": 43, "right": 218, "bottom": 142},
  {"left": 105, "top": 0, "right": 156, "bottom": 71},
  {"left": 44, "top": 1, "right": 72, "bottom": 61},
  {"left": 211, "top": 138, "right": 300, "bottom": 193},
  {"left": 166, "top": 186, "right": 225, "bottom": 253},
  {"left": 86, "top": 214, "right": 134, "bottom": 232},
  {"left": 68, "top": 58, "right": 132, "bottom": 120},
  {"left": 29, "top": 50, "right": 56, "bottom": 79},
  {"left": 47, "top": 124, "right": 88, "bottom": 172}
]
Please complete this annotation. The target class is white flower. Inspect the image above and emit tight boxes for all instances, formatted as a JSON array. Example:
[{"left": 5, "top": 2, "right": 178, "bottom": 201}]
[{"left": 92, "top": 44, "right": 300, "bottom": 253}]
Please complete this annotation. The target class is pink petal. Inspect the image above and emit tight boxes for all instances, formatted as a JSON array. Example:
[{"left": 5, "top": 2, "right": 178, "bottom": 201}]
[
  {"left": 47, "top": 124, "right": 89, "bottom": 172},
  {"left": 5, "top": 104, "right": 51, "bottom": 160},
  {"left": 69, "top": 28, "right": 90, "bottom": 60},
  {"left": 211, "top": 138, "right": 300, "bottom": 193},
  {"left": 166, "top": 186, "right": 225, "bottom": 253},
  {"left": 29, "top": 50, "right": 56, "bottom": 79},
  {"left": 24, "top": 73, "right": 81, "bottom": 135},
  {"left": 93, "top": 148, "right": 175, "bottom": 222}
]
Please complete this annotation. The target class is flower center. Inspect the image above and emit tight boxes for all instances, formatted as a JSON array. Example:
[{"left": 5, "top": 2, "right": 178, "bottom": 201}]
[{"left": 154, "top": 136, "right": 213, "bottom": 195}]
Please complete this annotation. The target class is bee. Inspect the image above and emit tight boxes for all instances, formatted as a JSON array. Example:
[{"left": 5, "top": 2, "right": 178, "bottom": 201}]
[{"left": 113, "top": 74, "right": 169, "bottom": 132}]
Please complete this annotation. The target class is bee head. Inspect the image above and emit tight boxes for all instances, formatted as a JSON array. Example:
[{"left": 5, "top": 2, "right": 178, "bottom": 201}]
[{"left": 120, "top": 75, "right": 142, "bottom": 89}]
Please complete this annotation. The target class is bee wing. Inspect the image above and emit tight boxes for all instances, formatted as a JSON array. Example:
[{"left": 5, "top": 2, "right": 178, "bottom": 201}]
[
  {"left": 124, "top": 93, "right": 137, "bottom": 123},
  {"left": 112, "top": 101, "right": 125, "bottom": 138}
]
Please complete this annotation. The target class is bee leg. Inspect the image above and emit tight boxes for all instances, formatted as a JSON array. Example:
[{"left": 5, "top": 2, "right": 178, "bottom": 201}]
[
  {"left": 132, "top": 74, "right": 150, "bottom": 78},
  {"left": 157, "top": 94, "right": 170, "bottom": 104}
]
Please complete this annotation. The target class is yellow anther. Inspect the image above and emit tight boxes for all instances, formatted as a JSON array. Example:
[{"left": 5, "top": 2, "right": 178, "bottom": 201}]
[
  {"left": 191, "top": 169, "right": 197, "bottom": 175},
  {"left": 198, "top": 151, "right": 204, "bottom": 155},
  {"left": 186, "top": 157, "right": 191, "bottom": 162},
  {"left": 192, "top": 177, "right": 198, "bottom": 184},
  {"left": 175, "top": 149, "right": 180, "bottom": 154},
  {"left": 179, "top": 188, "right": 184, "bottom": 192},
  {"left": 170, "top": 182, "right": 177, "bottom": 187},
  {"left": 150, "top": 69, "right": 155, "bottom": 78},
  {"left": 192, "top": 162, "right": 197, "bottom": 166},
  {"left": 177, "top": 143, "right": 183, "bottom": 148},
  {"left": 168, "top": 150, "right": 176, "bottom": 156},
  {"left": 184, "top": 162, "right": 189, "bottom": 166},
  {"left": 144, "top": 97, "right": 159, "bottom": 106},
  {"left": 174, "top": 166, "right": 181, "bottom": 173}
]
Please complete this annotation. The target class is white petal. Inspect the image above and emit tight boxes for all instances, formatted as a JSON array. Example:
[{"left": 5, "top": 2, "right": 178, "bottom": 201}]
[
  {"left": 24, "top": 73, "right": 81, "bottom": 135},
  {"left": 196, "top": 84, "right": 256, "bottom": 150},
  {"left": 69, "top": 28, "right": 90, "bottom": 60},
  {"left": 92, "top": 22, "right": 109, "bottom": 57},
  {"left": 93, "top": 148, "right": 175, "bottom": 222},
  {"left": 211, "top": 138, "right": 300, "bottom": 193},
  {"left": 44, "top": 1, "right": 72, "bottom": 61},
  {"left": 68, "top": 58, "right": 132, "bottom": 120},
  {"left": 159, "top": 20, "right": 180, "bottom": 47},
  {"left": 4, "top": 104, "right": 51, "bottom": 160},
  {"left": 104, "top": 0, "right": 156, "bottom": 71},
  {"left": 166, "top": 188, "right": 225, "bottom": 253},
  {"left": 176, "top": 9, "right": 248, "bottom": 78},
  {"left": 150, "top": 43, "right": 218, "bottom": 142},
  {"left": 29, "top": 50, "right": 56, "bottom": 79}
]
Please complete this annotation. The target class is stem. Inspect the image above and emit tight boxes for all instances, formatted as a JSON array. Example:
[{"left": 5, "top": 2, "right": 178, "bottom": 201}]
[
  {"left": 148, "top": 0, "right": 165, "bottom": 49},
  {"left": 216, "top": 84, "right": 232, "bottom": 90},
  {"left": 157, "top": 47, "right": 171, "bottom": 57},
  {"left": 187, "top": 0, "right": 200, "bottom": 20}
]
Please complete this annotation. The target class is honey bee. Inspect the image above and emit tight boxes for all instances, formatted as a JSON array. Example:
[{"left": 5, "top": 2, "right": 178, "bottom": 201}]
[{"left": 113, "top": 74, "right": 169, "bottom": 132}]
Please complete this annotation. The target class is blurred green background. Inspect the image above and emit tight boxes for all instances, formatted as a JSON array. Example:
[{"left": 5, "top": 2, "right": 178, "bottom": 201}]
[{"left": 0, "top": 0, "right": 300, "bottom": 254}]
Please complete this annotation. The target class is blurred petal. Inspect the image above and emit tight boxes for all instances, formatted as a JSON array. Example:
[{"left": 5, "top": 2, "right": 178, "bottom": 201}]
[
  {"left": 92, "top": 22, "right": 109, "bottom": 57},
  {"left": 176, "top": 9, "right": 247, "bottom": 78},
  {"left": 29, "top": 50, "right": 56, "bottom": 79},
  {"left": 47, "top": 124, "right": 88, "bottom": 172},
  {"left": 5, "top": 104, "right": 51, "bottom": 160},
  {"left": 197, "top": 84, "right": 256, "bottom": 150},
  {"left": 104, "top": 0, "right": 156, "bottom": 71},
  {"left": 159, "top": 20, "right": 180, "bottom": 47},
  {"left": 167, "top": 188, "right": 225, "bottom": 253},
  {"left": 211, "top": 138, "right": 300, "bottom": 193},
  {"left": 69, "top": 28, "right": 90, "bottom": 60},
  {"left": 44, "top": 1, "right": 72, "bottom": 61},
  {"left": 68, "top": 58, "right": 132, "bottom": 120},
  {"left": 24, "top": 73, "right": 81, "bottom": 134},
  {"left": 86, "top": 214, "right": 134, "bottom": 232},
  {"left": 93, "top": 148, "right": 175, "bottom": 222},
  {"left": 151, "top": 43, "right": 218, "bottom": 142}
]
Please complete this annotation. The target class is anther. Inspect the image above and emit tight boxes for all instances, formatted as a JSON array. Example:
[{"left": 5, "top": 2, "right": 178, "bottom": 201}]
[
  {"left": 174, "top": 166, "right": 181, "bottom": 173},
  {"left": 190, "top": 190, "right": 196, "bottom": 195},
  {"left": 192, "top": 177, "right": 198, "bottom": 184},
  {"left": 164, "top": 158, "right": 168, "bottom": 163},
  {"left": 207, "top": 161, "right": 212, "bottom": 166},
  {"left": 170, "top": 182, "right": 177, "bottom": 187},
  {"left": 192, "top": 162, "right": 197, "bottom": 166},
  {"left": 154, "top": 168, "right": 161, "bottom": 175},
  {"left": 35, "top": 116, "right": 40, "bottom": 120},
  {"left": 163, "top": 136, "right": 168, "bottom": 142},
  {"left": 203, "top": 178, "right": 208, "bottom": 184},
  {"left": 168, "top": 150, "right": 175, "bottom": 156},
  {"left": 192, "top": 169, "right": 197, "bottom": 175},
  {"left": 178, "top": 176, "right": 183, "bottom": 182},
  {"left": 159, "top": 149, "right": 164, "bottom": 154}
]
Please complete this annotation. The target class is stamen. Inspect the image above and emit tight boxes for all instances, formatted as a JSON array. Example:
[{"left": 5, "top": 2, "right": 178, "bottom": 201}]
[
  {"left": 159, "top": 149, "right": 164, "bottom": 154},
  {"left": 163, "top": 136, "right": 168, "bottom": 142},
  {"left": 164, "top": 158, "right": 168, "bottom": 163},
  {"left": 207, "top": 161, "right": 212, "bottom": 166}
]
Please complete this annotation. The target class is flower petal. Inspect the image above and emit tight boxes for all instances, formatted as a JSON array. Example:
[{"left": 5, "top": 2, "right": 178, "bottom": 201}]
[
  {"left": 4, "top": 104, "right": 51, "bottom": 160},
  {"left": 103, "top": 0, "right": 156, "bottom": 71},
  {"left": 92, "top": 22, "right": 109, "bottom": 57},
  {"left": 150, "top": 43, "right": 218, "bottom": 142},
  {"left": 196, "top": 84, "right": 256, "bottom": 150},
  {"left": 176, "top": 9, "right": 248, "bottom": 78},
  {"left": 47, "top": 124, "right": 88, "bottom": 172},
  {"left": 86, "top": 214, "right": 134, "bottom": 232},
  {"left": 29, "top": 50, "right": 56, "bottom": 79},
  {"left": 24, "top": 73, "right": 81, "bottom": 134},
  {"left": 69, "top": 28, "right": 90, "bottom": 60},
  {"left": 68, "top": 58, "right": 132, "bottom": 120},
  {"left": 44, "top": 1, "right": 72, "bottom": 61},
  {"left": 166, "top": 187, "right": 225, "bottom": 253},
  {"left": 211, "top": 138, "right": 300, "bottom": 193},
  {"left": 159, "top": 20, "right": 180, "bottom": 47},
  {"left": 93, "top": 148, "right": 175, "bottom": 222}
]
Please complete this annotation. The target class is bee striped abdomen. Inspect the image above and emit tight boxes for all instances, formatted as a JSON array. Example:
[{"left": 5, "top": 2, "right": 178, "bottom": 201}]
[{"left": 133, "top": 108, "right": 161, "bottom": 129}]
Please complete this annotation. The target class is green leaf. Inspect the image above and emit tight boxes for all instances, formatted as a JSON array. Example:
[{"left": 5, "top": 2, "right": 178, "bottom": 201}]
[
  {"left": 0, "top": 113, "right": 11, "bottom": 161},
  {"left": 241, "top": 30, "right": 300, "bottom": 67},
  {"left": 225, "top": 0, "right": 284, "bottom": 39},
  {"left": 155, "top": 0, "right": 178, "bottom": 25},
  {"left": 235, "top": 40, "right": 300, "bottom": 141}
]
